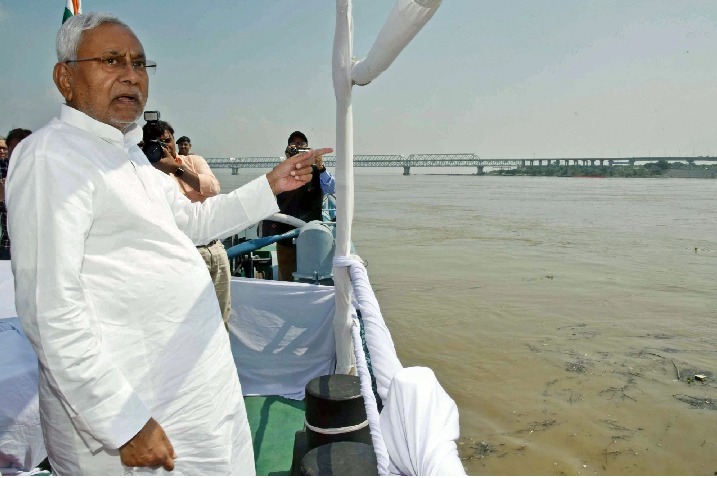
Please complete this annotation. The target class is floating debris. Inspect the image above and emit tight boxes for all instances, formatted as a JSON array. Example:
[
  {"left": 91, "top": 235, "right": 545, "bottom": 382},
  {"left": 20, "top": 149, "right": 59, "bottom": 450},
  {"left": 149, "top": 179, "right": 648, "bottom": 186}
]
[
  {"left": 566, "top": 361, "right": 587, "bottom": 373},
  {"left": 674, "top": 394, "right": 717, "bottom": 410}
]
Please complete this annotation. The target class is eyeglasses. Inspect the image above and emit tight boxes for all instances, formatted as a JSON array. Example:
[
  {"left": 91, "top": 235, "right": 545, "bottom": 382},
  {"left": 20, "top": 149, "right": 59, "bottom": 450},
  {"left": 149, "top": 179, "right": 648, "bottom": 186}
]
[{"left": 65, "top": 56, "right": 157, "bottom": 75}]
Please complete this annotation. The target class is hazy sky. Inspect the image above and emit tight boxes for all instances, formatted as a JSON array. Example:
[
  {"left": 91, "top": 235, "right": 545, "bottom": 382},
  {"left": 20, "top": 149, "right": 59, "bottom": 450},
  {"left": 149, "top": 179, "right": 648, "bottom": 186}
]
[{"left": 1, "top": 0, "right": 716, "bottom": 158}]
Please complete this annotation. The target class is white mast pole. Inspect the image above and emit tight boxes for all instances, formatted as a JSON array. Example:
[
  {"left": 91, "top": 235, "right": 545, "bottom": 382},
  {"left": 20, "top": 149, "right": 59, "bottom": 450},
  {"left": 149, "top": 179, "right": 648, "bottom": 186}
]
[{"left": 331, "top": 0, "right": 356, "bottom": 375}]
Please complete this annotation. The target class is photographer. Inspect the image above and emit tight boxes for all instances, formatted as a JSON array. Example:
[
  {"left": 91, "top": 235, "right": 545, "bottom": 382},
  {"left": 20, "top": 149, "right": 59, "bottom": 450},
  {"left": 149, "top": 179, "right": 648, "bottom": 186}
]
[
  {"left": 262, "top": 131, "right": 335, "bottom": 281},
  {"left": 142, "top": 119, "right": 232, "bottom": 328}
]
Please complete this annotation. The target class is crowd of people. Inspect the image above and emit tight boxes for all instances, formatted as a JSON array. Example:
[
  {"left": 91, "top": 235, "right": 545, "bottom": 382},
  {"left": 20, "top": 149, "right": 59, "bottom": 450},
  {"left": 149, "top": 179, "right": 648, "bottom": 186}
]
[{"left": 3, "top": 11, "right": 335, "bottom": 475}]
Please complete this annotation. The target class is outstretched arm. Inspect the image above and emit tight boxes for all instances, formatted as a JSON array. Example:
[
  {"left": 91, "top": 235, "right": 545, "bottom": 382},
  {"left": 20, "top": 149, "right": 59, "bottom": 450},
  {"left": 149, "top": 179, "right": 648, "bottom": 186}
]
[{"left": 163, "top": 147, "right": 334, "bottom": 245}]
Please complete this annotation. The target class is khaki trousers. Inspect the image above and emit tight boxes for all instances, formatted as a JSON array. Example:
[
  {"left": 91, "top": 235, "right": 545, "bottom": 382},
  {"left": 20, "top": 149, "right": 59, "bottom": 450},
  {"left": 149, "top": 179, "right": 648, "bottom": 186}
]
[{"left": 197, "top": 240, "right": 232, "bottom": 328}]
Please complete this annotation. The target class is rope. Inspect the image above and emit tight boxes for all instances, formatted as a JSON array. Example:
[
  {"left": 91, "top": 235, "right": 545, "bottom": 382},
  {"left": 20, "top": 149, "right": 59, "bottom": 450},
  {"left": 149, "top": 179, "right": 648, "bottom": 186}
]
[
  {"left": 304, "top": 418, "right": 369, "bottom": 435},
  {"left": 350, "top": 316, "right": 390, "bottom": 475},
  {"left": 357, "top": 309, "right": 383, "bottom": 412}
]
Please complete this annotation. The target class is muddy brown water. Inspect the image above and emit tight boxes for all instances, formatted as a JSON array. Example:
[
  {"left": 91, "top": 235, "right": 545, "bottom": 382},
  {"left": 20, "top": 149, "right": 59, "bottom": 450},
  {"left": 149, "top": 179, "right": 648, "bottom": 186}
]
[{"left": 221, "top": 171, "right": 717, "bottom": 475}]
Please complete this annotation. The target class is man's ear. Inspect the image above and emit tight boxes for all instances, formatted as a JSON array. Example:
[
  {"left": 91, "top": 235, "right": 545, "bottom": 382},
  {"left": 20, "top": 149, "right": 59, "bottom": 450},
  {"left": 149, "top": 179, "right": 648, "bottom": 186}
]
[{"left": 53, "top": 62, "right": 73, "bottom": 102}]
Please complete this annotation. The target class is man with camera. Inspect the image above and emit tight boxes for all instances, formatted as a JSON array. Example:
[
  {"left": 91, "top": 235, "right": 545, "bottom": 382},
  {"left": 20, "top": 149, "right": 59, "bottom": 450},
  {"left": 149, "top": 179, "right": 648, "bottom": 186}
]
[
  {"left": 142, "top": 119, "right": 233, "bottom": 328},
  {"left": 6, "top": 12, "right": 332, "bottom": 475},
  {"left": 262, "top": 131, "right": 335, "bottom": 281}
]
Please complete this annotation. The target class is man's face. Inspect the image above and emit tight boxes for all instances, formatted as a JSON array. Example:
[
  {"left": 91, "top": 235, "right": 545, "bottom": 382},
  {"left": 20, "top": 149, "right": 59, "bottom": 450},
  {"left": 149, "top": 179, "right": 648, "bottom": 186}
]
[
  {"left": 0, "top": 140, "right": 7, "bottom": 160},
  {"left": 288, "top": 137, "right": 308, "bottom": 149},
  {"left": 159, "top": 129, "right": 177, "bottom": 158},
  {"left": 177, "top": 140, "right": 191, "bottom": 156},
  {"left": 57, "top": 23, "right": 149, "bottom": 131}
]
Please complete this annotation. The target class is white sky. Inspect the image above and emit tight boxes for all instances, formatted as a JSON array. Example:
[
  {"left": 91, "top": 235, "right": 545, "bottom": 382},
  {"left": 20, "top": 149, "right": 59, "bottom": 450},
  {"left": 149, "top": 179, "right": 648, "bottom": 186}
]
[{"left": 1, "top": 0, "right": 716, "bottom": 158}]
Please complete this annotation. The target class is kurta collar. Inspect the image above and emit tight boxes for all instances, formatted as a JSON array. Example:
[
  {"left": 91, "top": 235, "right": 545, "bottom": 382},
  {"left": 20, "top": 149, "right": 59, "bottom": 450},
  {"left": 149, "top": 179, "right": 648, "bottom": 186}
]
[{"left": 59, "top": 104, "right": 143, "bottom": 152}]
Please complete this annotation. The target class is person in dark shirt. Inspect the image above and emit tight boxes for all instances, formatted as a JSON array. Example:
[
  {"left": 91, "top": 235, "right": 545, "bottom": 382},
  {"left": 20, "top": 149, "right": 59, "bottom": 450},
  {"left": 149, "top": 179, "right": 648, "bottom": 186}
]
[
  {"left": 262, "top": 131, "right": 335, "bottom": 281},
  {"left": 0, "top": 128, "right": 32, "bottom": 260}
]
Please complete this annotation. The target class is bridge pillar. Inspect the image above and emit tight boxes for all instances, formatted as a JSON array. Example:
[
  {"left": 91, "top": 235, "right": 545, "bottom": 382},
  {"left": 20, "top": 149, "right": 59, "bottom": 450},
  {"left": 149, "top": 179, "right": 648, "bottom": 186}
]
[
  {"left": 477, "top": 166, "right": 484, "bottom": 175},
  {"left": 403, "top": 166, "right": 411, "bottom": 176},
  {"left": 231, "top": 167, "right": 239, "bottom": 175},
  {"left": 687, "top": 159, "right": 695, "bottom": 169},
  {"left": 521, "top": 160, "right": 526, "bottom": 167},
  {"left": 628, "top": 159, "right": 635, "bottom": 167}
]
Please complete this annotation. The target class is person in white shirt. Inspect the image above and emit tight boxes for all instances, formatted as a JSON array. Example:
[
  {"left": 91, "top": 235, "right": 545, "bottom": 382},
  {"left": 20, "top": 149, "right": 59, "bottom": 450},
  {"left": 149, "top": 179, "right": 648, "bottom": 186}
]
[{"left": 6, "top": 12, "right": 331, "bottom": 475}]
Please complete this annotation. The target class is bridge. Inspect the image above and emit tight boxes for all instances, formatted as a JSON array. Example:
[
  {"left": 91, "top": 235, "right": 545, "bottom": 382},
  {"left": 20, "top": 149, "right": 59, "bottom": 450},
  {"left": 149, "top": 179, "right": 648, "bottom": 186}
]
[{"left": 205, "top": 154, "right": 717, "bottom": 175}]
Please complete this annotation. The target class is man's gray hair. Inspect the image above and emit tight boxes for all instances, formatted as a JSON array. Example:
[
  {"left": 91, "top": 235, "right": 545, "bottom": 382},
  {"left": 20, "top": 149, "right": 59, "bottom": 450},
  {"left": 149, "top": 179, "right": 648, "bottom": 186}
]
[{"left": 56, "top": 12, "right": 133, "bottom": 62}]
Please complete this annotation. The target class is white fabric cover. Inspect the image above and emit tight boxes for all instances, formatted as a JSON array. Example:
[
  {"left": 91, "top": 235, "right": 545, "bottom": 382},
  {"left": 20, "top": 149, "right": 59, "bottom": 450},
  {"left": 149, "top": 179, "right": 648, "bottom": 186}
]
[
  {"left": 228, "top": 278, "right": 336, "bottom": 400},
  {"left": 0, "top": 263, "right": 44, "bottom": 474},
  {"left": 349, "top": 307, "right": 391, "bottom": 475},
  {"left": 381, "top": 367, "right": 465, "bottom": 476},
  {"left": 336, "top": 256, "right": 402, "bottom": 402},
  {"left": 0, "top": 317, "right": 46, "bottom": 475},
  {"left": 0, "top": 261, "right": 17, "bottom": 319},
  {"left": 337, "top": 255, "right": 463, "bottom": 475},
  {"left": 351, "top": 0, "right": 442, "bottom": 86},
  {"left": 331, "top": 0, "right": 358, "bottom": 375},
  {"left": 6, "top": 105, "right": 279, "bottom": 475}
]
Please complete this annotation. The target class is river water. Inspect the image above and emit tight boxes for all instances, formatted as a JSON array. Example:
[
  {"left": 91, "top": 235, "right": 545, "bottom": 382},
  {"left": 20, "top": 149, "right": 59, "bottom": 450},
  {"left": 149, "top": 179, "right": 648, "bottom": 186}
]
[{"left": 220, "top": 170, "right": 717, "bottom": 475}]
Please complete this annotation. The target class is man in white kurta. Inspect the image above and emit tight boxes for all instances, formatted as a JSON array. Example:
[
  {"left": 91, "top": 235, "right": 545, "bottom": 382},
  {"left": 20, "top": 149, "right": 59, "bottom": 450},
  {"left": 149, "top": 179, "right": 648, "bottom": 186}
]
[{"left": 6, "top": 12, "right": 330, "bottom": 476}]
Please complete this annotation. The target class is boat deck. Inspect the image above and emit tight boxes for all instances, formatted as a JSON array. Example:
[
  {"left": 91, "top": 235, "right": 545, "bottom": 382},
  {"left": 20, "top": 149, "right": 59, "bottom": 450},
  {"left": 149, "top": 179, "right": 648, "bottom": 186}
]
[{"left": 244, "top": 396, "right": 306, "bottom": 475}]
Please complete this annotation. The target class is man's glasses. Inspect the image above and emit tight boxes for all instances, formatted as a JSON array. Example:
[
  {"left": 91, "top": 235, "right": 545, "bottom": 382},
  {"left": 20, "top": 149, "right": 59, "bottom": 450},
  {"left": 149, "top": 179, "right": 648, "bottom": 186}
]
[{"left": 65, "top": 56, "right": 157, "bottom": 75}]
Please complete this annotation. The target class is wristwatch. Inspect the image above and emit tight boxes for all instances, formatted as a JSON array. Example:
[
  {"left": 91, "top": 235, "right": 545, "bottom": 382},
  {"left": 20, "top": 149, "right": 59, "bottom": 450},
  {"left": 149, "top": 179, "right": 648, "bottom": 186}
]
[{"left": 173, "top": 166, "right": 185, "bottom": 177}]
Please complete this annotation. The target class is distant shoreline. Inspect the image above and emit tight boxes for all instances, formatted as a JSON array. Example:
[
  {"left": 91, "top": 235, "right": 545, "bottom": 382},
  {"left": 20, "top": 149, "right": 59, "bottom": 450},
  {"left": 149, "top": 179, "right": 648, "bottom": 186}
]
[{"left": 418, "top": 173, "right": 716, "bottom": 178}]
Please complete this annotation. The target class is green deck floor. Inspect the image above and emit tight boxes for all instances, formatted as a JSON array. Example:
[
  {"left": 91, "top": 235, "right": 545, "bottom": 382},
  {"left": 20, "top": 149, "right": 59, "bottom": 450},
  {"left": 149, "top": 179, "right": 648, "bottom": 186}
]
[{"left": 244, "top": 395, "right": 306, "bottom": 476}]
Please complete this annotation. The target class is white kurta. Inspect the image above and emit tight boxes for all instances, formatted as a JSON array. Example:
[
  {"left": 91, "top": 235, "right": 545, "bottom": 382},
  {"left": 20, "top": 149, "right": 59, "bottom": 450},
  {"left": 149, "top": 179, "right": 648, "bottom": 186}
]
[{"left": 6, "top": 105, "right": 279, "bottom": 475}]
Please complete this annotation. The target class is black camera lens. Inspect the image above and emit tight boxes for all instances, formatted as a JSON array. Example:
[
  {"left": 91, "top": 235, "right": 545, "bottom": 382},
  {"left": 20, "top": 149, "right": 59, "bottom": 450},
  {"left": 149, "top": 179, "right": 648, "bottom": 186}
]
[
  {"left": 286, "top": 146, "right": 310, "bottom": 157},
  {"left": 143, "top": 140, "right": 165, "bottom": 163}
]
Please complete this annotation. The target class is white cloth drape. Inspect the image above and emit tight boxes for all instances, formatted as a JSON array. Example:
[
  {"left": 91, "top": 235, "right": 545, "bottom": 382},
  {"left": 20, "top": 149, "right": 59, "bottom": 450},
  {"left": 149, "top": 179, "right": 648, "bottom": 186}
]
[
  {"left": 1, "top": 262, "right": 44, "bottom": 475},
  {"left": 0, "top": 315, "right": 46, "bottom": 475},
  {"left": 228, "top": 278, "right": 336, "bottom": 399},
  {"left": 381, "top": 367, "right": 465, "bottom": 476}
]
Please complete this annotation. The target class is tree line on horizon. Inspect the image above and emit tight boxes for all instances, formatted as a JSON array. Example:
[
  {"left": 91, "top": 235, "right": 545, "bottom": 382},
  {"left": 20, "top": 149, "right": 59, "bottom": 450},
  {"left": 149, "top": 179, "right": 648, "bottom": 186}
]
[{"left": 491, "top": 160, "right": 717, "bottom": 178}]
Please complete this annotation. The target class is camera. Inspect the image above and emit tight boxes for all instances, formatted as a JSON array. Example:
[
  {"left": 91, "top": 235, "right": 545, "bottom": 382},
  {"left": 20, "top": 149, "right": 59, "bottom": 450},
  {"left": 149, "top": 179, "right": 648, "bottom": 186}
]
[
  {"left": 286, "top": 146, "right": 311, "bottom": 157},
  {"left": 142, "top": 110, "right": 166, "bottom": 163}
]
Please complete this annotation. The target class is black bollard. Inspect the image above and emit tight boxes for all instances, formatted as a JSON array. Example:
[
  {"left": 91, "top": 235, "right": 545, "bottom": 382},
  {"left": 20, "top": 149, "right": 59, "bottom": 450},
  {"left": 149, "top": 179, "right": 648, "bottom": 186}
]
[
  {"left": 304, "top": 374, "right": 372, "bottom": 450},
  {"left": 300, "top": 442, "right": 378, "bottom": 476}
]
